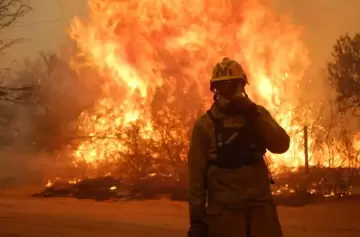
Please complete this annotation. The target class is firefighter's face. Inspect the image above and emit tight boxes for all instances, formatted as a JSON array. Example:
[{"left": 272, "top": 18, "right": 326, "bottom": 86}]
[{"left": 215, "top": 79, "right": 245, "bottom": 100}]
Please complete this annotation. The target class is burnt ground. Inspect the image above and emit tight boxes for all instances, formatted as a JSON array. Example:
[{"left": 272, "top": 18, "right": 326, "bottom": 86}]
[{"left": 0, "top": 194, "right": 359, "bottom": 237}]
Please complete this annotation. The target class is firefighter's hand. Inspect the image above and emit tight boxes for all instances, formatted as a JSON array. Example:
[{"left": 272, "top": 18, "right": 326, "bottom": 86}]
[
  {"left": 243, "top": 100, "right": 260, "bottom": 123},
  {"left": 187, "top": 222, "right": 207, "bottom": 237}
]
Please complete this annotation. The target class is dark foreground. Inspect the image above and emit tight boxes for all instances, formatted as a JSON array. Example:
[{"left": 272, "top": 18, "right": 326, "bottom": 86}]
[{"left": 0, "top": 196, "right": 360, "bottom": 237}]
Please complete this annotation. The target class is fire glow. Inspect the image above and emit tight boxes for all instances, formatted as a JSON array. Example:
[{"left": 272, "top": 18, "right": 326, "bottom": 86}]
[{"left": 67, "top": 0, "right": 359, "bottom": 174}]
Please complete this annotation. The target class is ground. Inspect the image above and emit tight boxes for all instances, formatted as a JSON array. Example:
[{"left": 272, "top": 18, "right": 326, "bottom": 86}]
[{"left": 0, "top": 193, "right": 360, "bottom": 237}]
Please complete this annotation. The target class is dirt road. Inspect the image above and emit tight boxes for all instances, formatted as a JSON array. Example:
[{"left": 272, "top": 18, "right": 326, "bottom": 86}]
[{"left": 0, "top": 197, "right": 359, "bottom": 237}]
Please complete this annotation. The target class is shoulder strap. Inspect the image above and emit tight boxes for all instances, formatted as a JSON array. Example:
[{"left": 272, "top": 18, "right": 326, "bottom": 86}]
[
  {"left": 205, "top": 109, "right": 225, "bottom": 171},
  {"left": 206, "top": 110, "right": 223, "bottom": 151}
]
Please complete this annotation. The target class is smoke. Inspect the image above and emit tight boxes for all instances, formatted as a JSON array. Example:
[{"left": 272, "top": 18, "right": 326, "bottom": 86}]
[
  {"left": 0, "top": 53, "right": 102, "bottom": 188},
  {"left": 273, "top": 0, "right": 360, "bottom": 65},
  {"left": 271, "top": 0, "right": 360, "bottom": 100},
  {"left": 269, "top": 0, "right": 360, "bottom": 136}
]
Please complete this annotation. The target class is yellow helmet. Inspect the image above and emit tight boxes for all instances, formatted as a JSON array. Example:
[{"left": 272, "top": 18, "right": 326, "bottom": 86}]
[{"left": 210, "top": 57, "right": 248, "bottom": 91}]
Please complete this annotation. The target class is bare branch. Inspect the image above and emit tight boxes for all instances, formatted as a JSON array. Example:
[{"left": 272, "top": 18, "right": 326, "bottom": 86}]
[
  {"left": 0, "top": 0, "right": 31, "bottom": 51},
  {"left": 0, "top": 0, "right": 31, "bottom": 29}
]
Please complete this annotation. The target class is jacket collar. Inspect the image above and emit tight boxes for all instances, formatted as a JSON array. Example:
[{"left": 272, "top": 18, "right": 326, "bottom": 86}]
[{"left": 209, "top": 103, "right": 227, "bottom": 119}]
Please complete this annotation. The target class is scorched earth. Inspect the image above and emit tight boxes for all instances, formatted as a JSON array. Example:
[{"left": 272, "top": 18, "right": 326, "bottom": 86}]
[{"left": 0, "top": 195, "right": 360, "bottom": 237}]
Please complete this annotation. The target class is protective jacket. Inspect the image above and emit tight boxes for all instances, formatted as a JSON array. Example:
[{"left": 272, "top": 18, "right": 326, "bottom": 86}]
[{"left": 188, "top": 98, "right": 290, "bottom": 237}]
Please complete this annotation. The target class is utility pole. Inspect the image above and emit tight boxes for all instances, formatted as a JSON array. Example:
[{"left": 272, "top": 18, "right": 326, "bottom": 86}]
[{"left": 304, "top": 125, "right": 309, "bottom": 174}]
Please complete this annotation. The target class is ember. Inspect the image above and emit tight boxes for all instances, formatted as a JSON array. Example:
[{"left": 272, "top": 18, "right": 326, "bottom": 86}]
[
  {"left": 34, "top": 167, "right": 360, "bottom": 206},
  {"left": 34, "top": 176, "right": 128, "bottom": 201}
]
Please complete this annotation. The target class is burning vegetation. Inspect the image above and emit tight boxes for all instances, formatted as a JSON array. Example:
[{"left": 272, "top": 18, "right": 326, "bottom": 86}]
[{"left": 31, "top": 0, "right": 360, "bottom": 204}]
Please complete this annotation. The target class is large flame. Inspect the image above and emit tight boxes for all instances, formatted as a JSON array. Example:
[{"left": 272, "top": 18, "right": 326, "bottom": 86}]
[{"left": 68, "top": 0, "right": 358, "bottom": 174}]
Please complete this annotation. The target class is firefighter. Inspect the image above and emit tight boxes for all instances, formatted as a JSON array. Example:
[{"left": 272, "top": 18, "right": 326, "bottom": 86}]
[{"left": 187, "top": 57, "right": 290, "bottom": 237}]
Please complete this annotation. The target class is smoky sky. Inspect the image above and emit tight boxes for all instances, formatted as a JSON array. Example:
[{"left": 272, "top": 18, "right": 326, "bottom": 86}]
[{"left": 2, "top": 0, "right": 360, "bottom": 72}]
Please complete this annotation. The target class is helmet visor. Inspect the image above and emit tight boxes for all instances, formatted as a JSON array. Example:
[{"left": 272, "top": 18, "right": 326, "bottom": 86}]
[{"left": 211, "top": 79, "right": 245, "bottom": 99}]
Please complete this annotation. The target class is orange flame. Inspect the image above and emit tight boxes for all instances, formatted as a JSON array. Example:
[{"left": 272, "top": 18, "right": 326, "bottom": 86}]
[{"left": 68, "top": 0, "right": 359, "bottom": 174}]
